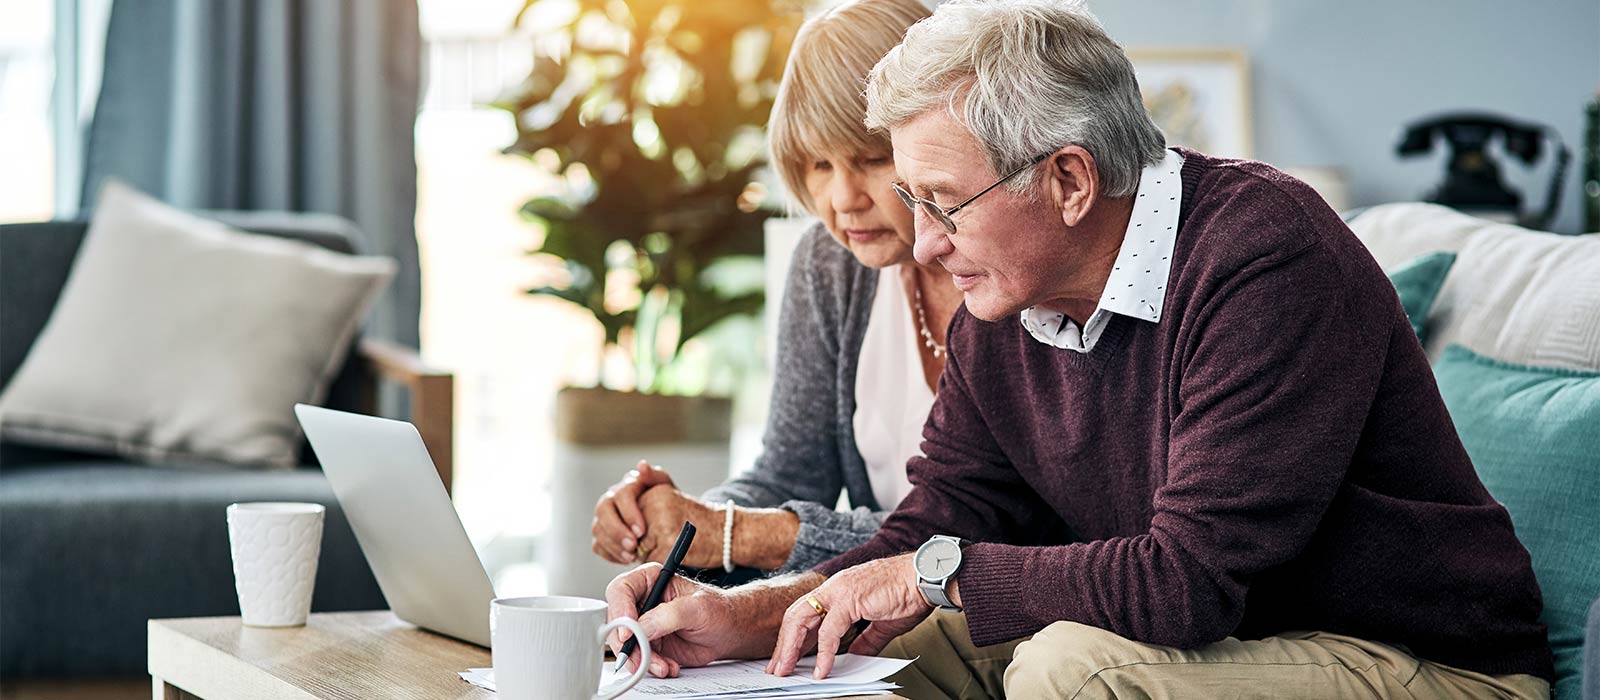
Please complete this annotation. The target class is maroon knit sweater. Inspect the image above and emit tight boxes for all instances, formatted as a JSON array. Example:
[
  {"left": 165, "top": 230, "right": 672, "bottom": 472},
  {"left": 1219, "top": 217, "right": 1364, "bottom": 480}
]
[{"left": 816, "top": 149, "right": 1553, "bottom": 681}]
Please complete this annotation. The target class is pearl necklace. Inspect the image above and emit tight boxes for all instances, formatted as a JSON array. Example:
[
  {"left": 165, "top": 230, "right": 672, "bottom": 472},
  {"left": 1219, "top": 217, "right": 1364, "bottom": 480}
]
[{"left": 913, "top": 281, "right": 946, "bottom": 359}]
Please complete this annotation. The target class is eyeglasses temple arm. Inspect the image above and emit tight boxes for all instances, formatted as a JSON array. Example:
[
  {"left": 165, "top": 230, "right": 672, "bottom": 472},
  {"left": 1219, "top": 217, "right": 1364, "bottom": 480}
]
[{"left": 945, "top": 151, "right": 1054, "bottom": 217}]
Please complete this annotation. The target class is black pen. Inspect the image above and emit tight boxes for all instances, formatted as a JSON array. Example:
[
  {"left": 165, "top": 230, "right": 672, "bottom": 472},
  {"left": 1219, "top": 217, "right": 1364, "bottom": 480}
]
[{"left": 613, "top": 521, "right": 696, "bottom": 675}]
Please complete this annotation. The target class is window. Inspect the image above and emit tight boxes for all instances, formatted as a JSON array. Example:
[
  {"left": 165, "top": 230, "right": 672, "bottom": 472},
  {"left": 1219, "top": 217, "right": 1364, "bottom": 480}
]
[
  {"left": 0, "top": 2, "right": 56, "bottom": 222},
  {"left": 416, "top": 0, "right": 772, "bottom": 593},
  {"left": 0, "top": 0, "right": 111, "bottom": 223},
  {"left": 416, "top": 0, "right": 587, "bottom": 593}
]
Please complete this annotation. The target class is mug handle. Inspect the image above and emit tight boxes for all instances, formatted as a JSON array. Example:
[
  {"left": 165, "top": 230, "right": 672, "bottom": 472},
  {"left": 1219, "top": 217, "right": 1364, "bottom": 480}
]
[{"left": 596, "top": 617, "right": 650, "bottom": 700}]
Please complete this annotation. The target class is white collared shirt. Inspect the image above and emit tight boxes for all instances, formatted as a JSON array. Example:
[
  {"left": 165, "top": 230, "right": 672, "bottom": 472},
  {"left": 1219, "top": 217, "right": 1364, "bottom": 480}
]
[{"left": 1020, "top": 149, "right": 1184, "bottom": 353}]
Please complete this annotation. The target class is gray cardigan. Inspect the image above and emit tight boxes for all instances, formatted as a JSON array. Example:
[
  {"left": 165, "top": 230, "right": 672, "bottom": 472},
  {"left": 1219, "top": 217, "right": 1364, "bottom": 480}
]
[{"left": 702, "top": 223, "right": 891, "bottom": 572}]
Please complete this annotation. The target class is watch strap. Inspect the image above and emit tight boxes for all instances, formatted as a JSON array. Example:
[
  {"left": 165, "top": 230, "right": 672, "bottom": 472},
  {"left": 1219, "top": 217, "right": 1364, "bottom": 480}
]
[{"left": 918, "top": 579, "right": 958, "bottom": 611}]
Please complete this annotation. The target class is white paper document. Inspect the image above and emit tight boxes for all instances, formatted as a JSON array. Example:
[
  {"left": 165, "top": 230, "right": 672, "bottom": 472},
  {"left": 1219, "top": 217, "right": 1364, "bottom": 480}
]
[{"left": 458, "top": 653, "right": 911, "bottom": 699}]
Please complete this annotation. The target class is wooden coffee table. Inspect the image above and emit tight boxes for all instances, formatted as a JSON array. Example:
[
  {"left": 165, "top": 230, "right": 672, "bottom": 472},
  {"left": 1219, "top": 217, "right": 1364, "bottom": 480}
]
[
  {"left": 149, "top": 611, "right": 905, "bottom": 699},
  {"left": 149, "top": 611, "right": 490, "bottom": 699}
]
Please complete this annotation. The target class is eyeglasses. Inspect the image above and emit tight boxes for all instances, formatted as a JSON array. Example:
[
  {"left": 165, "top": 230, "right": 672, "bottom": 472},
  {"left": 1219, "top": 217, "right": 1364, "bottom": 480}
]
[{"left": 891, "top": 151, "right": 1053, "bottom": 235}]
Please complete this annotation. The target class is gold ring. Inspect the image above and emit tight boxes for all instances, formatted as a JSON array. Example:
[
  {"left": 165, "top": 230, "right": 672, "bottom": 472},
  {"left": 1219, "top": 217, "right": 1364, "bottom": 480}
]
[
  {"left": 635, "top": 542, "right": 651, "bottom": 560},
  {"left": 805, "top": 594, "right": 826, "bottom": 616}
]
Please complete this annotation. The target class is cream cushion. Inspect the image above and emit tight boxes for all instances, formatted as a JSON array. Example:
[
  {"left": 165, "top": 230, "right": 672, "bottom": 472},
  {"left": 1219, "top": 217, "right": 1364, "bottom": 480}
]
[
  {"left": 0, "top": 181, "right": 396, "bottom": 468},
  {"left": 1348, "top": 203, "right": 1600, "bottom": 372}
]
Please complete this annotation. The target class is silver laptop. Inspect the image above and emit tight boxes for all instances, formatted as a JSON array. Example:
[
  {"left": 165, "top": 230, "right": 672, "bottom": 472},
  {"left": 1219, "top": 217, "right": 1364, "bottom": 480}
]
[{"left": 295, "top": 404, "right": 496, "bottom": 647}]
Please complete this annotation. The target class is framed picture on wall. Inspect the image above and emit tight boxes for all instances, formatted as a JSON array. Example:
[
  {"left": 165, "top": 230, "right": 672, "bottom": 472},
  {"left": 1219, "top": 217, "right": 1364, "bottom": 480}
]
[{"left": 1125, "top": 49, "right": 1253, "bottom": 159}]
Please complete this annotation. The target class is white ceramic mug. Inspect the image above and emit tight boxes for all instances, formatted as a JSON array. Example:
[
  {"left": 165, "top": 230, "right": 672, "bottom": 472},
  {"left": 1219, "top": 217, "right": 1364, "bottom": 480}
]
[
  {"left": 226, "top": 502, "right": 325, "bottom": 627},
  {"left": 491, "top": 596, "right": 650, "bottom": 700}
]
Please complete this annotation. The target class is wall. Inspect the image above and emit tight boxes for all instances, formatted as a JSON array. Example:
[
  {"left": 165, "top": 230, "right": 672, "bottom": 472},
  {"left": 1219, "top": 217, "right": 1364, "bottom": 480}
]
[{"left": 1086, "top": 0, "right": 1600, "bottom": 233}]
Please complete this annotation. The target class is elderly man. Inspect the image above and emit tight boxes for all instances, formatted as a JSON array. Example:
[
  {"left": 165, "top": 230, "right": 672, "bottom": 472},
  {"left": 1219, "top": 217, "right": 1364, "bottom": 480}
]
[{"left": 604, "top": 1, "right": 1554, "bottom": 697}]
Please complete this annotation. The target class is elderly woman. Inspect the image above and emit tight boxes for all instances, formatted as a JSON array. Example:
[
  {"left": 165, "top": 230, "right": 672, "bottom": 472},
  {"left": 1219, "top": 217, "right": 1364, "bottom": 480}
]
[{"left": 589, "top": 0, "right": 959, "bottom": 576}]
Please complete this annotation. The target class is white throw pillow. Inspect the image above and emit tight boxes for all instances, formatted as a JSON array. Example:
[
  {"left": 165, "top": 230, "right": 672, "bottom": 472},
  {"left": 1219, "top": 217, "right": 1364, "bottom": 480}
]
[
  {"left": 1349, "top": 202, "right": 1600, "bottom": 372},
  {"left": 0, "top": 181, "right": 396, "bottom": 469}
]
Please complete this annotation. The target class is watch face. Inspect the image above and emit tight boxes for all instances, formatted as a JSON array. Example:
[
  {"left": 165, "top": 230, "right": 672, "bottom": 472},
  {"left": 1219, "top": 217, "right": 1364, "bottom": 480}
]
[{"left": 916, "top": 538, "right": 962, "bottom": 579}]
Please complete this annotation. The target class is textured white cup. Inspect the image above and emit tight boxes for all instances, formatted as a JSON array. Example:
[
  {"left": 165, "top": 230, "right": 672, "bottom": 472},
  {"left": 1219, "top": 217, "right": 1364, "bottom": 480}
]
[
  {"left": 227, "top": 502, "right": 325, "bottom": 627},
  {"left": 491, "top": 596, "right": 649, "bottom": 700}
]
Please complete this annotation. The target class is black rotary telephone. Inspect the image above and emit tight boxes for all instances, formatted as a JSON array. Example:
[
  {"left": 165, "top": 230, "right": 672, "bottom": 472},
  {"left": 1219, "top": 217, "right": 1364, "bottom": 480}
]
[{"left": 1396, "top": 112, "right": 1571, "bottom": 230}]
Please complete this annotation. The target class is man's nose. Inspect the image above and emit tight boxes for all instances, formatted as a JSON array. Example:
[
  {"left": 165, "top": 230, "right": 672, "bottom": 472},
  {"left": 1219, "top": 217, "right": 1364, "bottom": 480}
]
[{"left": 912, "top": 220, "right": 953, "bottom": 267}]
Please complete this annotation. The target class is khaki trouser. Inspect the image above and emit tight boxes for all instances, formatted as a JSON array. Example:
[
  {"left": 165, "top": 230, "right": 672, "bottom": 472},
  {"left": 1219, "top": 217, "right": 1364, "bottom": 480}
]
[{"left": 879, "top": 612, "right": 1549, "bottom": 700}]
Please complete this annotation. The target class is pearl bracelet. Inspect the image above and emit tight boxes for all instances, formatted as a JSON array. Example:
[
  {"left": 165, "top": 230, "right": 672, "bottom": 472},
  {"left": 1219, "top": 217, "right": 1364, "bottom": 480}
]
[{"left": 722, "top": 499, "right": 735, "bottom": 573}]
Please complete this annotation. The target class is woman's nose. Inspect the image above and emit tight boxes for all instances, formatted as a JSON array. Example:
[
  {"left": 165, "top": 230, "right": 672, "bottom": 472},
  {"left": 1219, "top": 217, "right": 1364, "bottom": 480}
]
[{"left": 830, "top": 172, "right": 872, "bottom": 213}]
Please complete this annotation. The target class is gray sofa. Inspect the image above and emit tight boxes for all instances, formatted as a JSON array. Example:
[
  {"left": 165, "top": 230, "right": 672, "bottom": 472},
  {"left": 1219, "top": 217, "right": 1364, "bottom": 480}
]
[{"left": 0, "top": 214, "right": 452, "bottom": 677}]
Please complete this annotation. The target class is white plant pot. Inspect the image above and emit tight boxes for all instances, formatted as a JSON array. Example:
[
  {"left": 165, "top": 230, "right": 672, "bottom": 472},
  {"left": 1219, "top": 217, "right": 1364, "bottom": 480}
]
[
  {"left": 544, "top": 441, "right": 731, "bottom": 598},
  {"left": 542, "top": 387, "right": 732, "bottom": 598}
]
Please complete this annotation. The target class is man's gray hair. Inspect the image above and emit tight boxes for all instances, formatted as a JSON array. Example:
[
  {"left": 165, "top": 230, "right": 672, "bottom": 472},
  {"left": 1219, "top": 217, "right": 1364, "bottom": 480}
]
[{"left": 864, "top": 0, "right": 1166, "bottom": 198}]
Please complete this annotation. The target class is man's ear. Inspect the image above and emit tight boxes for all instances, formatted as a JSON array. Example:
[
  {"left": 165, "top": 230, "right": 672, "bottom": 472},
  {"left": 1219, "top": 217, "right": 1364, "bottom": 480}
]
[{"left": 1047, "top": 146, "right": 1098, "bottom": 227}]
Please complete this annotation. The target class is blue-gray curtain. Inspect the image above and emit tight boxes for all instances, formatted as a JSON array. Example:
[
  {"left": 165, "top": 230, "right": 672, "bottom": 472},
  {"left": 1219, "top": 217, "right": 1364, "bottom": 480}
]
[{"left": 80, "top": 0, "right": 422, "bottom": 350}]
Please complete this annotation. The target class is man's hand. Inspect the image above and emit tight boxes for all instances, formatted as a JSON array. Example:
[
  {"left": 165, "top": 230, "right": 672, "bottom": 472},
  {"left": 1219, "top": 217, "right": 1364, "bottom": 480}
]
[
  {"left": 767, "top": 553, "right": 934, "bottom": 680},
  {"left": 605, "top": 565, "right": 821, "bottom": 677},
  {"left": 637, "top": 485, "right": 726, "bottom": 569},
  {"left": 604, "top": 563, "right": 734, "bottom": 677},
  {"left": 592, "top": 461, "right": 676, "bottom": 564}
]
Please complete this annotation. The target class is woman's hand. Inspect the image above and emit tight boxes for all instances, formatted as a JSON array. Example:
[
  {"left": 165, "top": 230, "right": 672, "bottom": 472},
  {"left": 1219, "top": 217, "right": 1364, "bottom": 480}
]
[
  {"left": 592, "top": 461, "right": 677, "bottom": 564},
  {"left": 637, "top": 485, "right": 727, "bottom": 570}
]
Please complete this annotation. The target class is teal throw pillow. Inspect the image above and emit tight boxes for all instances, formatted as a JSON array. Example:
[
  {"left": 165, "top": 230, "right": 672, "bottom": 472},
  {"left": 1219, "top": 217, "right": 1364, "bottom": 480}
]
[
  {"left": 1434, "top": 344, "right": 1600, "bottom": 699},
  {"left": 1386, "top": 251, "right": 1456, "bottom": 342}
]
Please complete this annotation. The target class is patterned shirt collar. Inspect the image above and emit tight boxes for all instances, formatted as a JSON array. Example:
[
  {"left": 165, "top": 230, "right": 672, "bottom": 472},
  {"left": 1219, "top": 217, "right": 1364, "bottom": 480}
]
[{"left": 1019, "top": 148, "right": 1184, "bottom": 353}]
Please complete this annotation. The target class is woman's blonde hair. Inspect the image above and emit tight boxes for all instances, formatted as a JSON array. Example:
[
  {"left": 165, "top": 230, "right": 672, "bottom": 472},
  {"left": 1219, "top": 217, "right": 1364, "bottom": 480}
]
[{"left": 768, "top": 0, "right": 932, "bottom": 213}]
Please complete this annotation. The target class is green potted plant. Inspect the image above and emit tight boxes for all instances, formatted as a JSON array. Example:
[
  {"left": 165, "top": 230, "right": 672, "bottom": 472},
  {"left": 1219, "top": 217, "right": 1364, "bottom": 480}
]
[{"left": 496, "top": 0, "right": 801, "bottom": 595}]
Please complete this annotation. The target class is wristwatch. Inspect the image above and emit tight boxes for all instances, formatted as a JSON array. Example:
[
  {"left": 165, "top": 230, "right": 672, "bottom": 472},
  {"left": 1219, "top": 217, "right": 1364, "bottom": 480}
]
[{"left": 914, "top": 535, "right": 967, "bottom": 612}]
